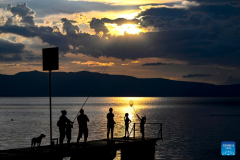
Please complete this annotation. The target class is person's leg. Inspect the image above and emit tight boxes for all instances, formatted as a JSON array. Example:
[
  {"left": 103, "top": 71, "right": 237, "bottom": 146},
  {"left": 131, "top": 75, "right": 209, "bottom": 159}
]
[
  {"left": 77, "top": 135, "right": 80, "bottom": 143},
  {"left": 67, "top": 134, "right": 71, "bottom": 145},
  {"left": 142, "top": 127, "right": 145, "bottom": 139},
  {"left": 77, "top": 129, "right": 82, "bottom": 144},
  {"left": 125, "top": 125, "right": 126, "bottom": 138},
  {"left": 111, "top": 126, "right": 114, "bottom": 140},
  {"left": 126, "top": 125, "right": 129, "bottom": 137},
  {"left": 107, "top": 126, "right": 110, "bottom": 140},
  {"left": 59, "top": 128, "right": 65, "bottom": 145},
  {"left": 84, "top": 128, "right": 88, "bottom": 143}
]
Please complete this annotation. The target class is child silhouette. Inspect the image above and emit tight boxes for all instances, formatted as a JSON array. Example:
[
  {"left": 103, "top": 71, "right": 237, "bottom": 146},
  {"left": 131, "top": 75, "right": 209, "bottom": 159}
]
[
  {"left": 124, "top": 113, "right": 131, "bottom": 138},
  {"left": 136, "top": 114, "right": 146, "bottom": 140}
]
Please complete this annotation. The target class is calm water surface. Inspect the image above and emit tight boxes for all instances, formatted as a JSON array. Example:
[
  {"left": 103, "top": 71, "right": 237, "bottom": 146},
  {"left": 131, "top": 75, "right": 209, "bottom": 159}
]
[{"left": 0, "top": 97, "right": 240, "bottom": 160}]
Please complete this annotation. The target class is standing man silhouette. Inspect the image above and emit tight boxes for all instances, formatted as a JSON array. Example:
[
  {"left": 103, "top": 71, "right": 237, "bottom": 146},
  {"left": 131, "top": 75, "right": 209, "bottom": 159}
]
[
  {"left": 77, "top": 109, "right": 89, "bottom": 145},
  {"left": 107, "top": 108, "right": 115, "bottom": 141},
  {"left": 58, "top": 110, "right": 72, "bottom": 146}
]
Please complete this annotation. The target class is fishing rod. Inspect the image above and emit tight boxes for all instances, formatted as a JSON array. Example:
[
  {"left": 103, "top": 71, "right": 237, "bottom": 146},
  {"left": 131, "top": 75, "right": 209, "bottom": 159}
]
[{"left": 73, "top": 66, "right": 108, "bottom": 123}]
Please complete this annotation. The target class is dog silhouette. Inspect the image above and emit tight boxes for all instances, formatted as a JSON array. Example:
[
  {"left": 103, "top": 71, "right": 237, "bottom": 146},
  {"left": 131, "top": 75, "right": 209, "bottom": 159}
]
[{"left": 31, "top": 134, "right": 46, "bottom": 147}]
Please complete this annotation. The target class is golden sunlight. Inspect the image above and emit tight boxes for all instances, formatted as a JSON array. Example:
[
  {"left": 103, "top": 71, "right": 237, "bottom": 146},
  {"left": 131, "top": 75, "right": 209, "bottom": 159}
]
[{"left": 106, "top": 24, "right": 145, "bottom": 36}]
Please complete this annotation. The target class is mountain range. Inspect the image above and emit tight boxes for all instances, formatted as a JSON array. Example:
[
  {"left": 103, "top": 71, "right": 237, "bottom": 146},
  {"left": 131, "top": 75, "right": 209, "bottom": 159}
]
[{"left": 0, "top": 70, "right": 239, "bottom": 97}]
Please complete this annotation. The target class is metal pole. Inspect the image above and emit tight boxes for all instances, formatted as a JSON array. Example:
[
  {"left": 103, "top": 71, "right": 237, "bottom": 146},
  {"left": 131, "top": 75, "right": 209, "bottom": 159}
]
[
  {"left": 160, "top": 123, "right": 162, "bottom": 139},
  {"left": 49, "top": 70, "right": 52, "bottom": 147},
  {"left": 134, "top": 123, "right": 135, "bottom": 140}
]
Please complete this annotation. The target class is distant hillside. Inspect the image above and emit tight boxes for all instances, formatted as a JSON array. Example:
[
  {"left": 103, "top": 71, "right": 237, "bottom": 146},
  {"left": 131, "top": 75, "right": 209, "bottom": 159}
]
[{"left": 0, "top": 70, "right": 239, "bottom": 97}]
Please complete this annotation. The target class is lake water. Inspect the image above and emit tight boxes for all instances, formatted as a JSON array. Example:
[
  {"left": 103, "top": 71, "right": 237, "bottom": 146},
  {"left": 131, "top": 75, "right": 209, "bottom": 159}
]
[{"left": 0, "top": 97, "right": 240, "bottom": 159}]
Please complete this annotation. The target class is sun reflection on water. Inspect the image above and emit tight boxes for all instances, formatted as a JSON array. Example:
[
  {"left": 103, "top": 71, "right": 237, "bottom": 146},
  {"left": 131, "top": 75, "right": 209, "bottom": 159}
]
[{"left": 112, "top": 97, "right": 156, "bottom": 134}]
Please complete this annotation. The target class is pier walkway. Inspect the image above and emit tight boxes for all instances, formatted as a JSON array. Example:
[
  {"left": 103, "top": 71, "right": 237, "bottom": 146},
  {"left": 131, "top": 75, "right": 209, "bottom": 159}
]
[
  {"left": 0, "top": 123, "right": 162, "bottom": 160},
  {"left": 0, "top": 137, "right": 161, "bottom": 160}
]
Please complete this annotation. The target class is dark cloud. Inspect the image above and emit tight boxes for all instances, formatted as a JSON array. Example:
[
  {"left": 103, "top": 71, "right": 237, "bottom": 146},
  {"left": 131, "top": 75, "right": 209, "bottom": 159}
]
[
  {"left": 0, "top": 54, "right": 21, "bottom": 61},
  {"left": 0, "top": 20, "right": 100, "bottom": 55},
  {"left": 0, "top": 39, "right": 28, "bottom": 61},
  {"left": 222, "top": 75, "right": 240, "bottom": 85},
  {"left": 138, "top": 7, "right": 188, "bottom": 18},
  {"left": 187, "top": 62, "right": 206, "bottom": 65},
  {"left": 101, "top": 18, "right": 140, "bottom": 26},
  {"left": 187, "top": 0, "right": 240, "bottom": 4},
  {"left": 182, "top": 74, "right": 212, "bottom": 78},
  {"left": 0, "top": 39, "right": 26, "bottom": 54},
  {"left": 142, "top": 62, "right": 174, "bottom": 66},
  {"left": 61, "top": 18, "right": 77, "bottom": 23},
  {"left": 90, "top": 18, "right": 109, "bottom": 35},
  {"left": 61, "top": 18, "right": 80, "bottom": 37},
  {"left": 135, "top": 3, "right": 240, "bottom": 67},
  {"left": 7, "top": 3, "right": 35, "bottom": 25},
  {"left": 0, "top": 24, "right": 68, "bottom": 53}
]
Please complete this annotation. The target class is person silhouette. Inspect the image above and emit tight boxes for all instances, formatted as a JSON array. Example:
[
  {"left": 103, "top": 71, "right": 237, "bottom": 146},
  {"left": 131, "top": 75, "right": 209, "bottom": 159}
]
[
  {"left": 136, "top": 114, "right": 146, "bottom": 140},
  {"left": 124, "top": 113, "right": 131, "bottom": 138},
  {"left": 77, "top": 109, "right": 89, "bottom": 145},
  {"left": 58, "top": 110, "right": 72, "bottom": 146},
  {"left": 66, "top": 121, "right": 73, "bottom": 146},
  {"left": 107, "top": 108, "right": 115, "bottom": 141}
]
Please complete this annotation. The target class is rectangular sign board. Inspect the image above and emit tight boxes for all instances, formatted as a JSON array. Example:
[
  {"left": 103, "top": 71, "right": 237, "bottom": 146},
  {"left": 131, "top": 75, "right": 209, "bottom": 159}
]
[{"left": 43, "top": 47, "right": 59, "bottom": 71}]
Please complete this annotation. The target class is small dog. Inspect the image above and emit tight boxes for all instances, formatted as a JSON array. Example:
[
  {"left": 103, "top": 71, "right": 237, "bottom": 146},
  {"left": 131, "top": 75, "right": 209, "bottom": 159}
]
[{"left": 31, "top": 134, "right": 46, "bottom": 147}]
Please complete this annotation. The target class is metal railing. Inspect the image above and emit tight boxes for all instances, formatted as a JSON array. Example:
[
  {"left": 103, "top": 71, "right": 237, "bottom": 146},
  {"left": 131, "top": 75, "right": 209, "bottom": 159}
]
[{"left": 133, "top": 123, "right": 162, "bottom": 139}]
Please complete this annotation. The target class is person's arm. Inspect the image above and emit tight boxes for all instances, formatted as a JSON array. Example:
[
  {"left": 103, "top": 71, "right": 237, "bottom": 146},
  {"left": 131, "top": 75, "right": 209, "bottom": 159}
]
[
  {"left": 67, "top": 118, "right": 73, "bottom": 123},
  {"left": 64, "top": 116, "right": 71, "bottom": 123},
  {"left": 113, "top": 114, "right": 116, "bottom": 124},
  {"left": 86, "top": 115, "right": 89, "bottom": 122}
]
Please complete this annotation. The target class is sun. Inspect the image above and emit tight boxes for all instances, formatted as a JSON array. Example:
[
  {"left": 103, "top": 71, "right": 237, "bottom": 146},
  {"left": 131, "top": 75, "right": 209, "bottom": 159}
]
[{"left": 106, "top": 23, "right": 145, "bottom": 36}]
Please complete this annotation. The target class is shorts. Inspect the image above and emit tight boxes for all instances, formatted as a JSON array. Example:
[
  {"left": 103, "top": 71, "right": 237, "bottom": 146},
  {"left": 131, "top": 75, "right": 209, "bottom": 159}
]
[{"left": 78, "top": 128, "right": 88, "bottom": 138}]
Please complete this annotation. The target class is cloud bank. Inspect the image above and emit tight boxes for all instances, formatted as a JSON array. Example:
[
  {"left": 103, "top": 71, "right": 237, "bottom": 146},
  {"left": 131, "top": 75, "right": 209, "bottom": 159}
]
[
  {"left": 0, "top": 1, "right": 240, "bottom": 69},
  {"left": 182, "top": 74, "right": 212, "bottom": 78}
]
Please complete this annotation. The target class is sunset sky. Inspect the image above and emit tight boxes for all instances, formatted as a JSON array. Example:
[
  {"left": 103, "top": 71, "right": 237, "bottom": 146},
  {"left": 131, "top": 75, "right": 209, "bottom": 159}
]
[{"left": 0, "top": 0, "right": 240, "bottom": 85}]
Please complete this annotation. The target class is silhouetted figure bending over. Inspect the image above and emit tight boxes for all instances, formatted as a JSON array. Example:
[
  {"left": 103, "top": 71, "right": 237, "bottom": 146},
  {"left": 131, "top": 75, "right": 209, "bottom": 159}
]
[
  {"left": 124, "top": 113, "right": 131, "bottom": 138},
  {"left": 107, "top": 108, "right": 115, "bottom": 141},
  {"left": 66, "top": 121, "right": 73, "bottom": 146},
  {"left": 136, "top": 114, "right": 146, "bottom": 139},
  {"left": 77, "top": 109, "right": 89, "bottom": 145},
  {"left": 57, "top": 110, "right": 72, "bottom": 146}
]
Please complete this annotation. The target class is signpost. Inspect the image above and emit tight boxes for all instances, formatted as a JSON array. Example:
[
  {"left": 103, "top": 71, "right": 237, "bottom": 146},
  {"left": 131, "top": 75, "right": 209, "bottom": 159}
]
[{"left": 42, "top": 47, "right": 59, "bottom": 149}]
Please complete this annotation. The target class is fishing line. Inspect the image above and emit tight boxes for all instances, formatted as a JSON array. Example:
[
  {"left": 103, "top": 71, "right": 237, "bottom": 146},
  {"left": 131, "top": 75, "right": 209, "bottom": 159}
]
[
  {"left": 73, "top": 66, "right": 108, "bottom": 123},
  {"left": 132, "top": 106, "right": 137, "bottom": 115},
  {"left": 129, "top": 100, "right": 138, "bottom": 116}
]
